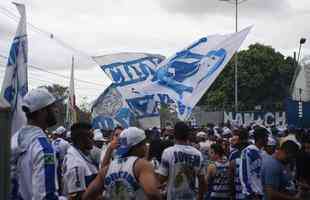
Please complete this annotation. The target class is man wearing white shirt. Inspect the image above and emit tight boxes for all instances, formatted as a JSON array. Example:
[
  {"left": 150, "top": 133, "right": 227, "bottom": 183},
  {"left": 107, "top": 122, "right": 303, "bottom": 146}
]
[
  {"left": 239, "top": 127, "right": 268, "bottom": 200},
  {"left": 62, "top": 123, "right": 98, "bottom": 200},
  {"left": 10, "top": 88, "right": 64, "bottom": 200},
  {"left": 157, "top": 122, "right": 206, "bottom": 200}
]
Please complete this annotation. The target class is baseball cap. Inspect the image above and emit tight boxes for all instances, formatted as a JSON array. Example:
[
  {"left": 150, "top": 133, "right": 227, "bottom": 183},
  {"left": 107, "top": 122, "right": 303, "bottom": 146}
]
[
  {"left": 66, "top": 131, "right": 71, "bottom": 138},
  {"left": 22, "top": 88, "right": 57, "bottom": 113},
  {"left": 196, "top": 131, "right": 207, "bottom": 138},
  {"left": 53, "top": 126, "right": 66, "bottom": 135},
  {"left": 222, "top": 127, "right": 232, "bottom": 137},
  {"left": 267, "top": 136, "right": 277, "bottom": 146},
  {"left": 117, "top": 127, "right": 146, "bottom": 158},
  {"left": 93, "top": 129, "right": 109, "bottom": 142}
]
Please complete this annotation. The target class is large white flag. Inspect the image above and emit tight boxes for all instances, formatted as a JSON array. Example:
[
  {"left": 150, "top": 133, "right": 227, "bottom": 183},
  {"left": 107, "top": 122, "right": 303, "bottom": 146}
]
[
  {"left": 0, "top": 3, "right": 28, "bottom": 134},
  {"left": 135, "top": 27, "right": 252, "bottom": 120},
  {"left": 92, "top": 53, "right": 165, "bottom": 129}
]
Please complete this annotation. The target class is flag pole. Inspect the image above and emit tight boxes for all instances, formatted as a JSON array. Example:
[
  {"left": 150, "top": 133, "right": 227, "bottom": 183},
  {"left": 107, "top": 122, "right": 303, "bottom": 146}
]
[
  {"left": 0, "top": 3, "right": 28, "bottom": 198},
  {"left": 66, "top": 56, "right": 77, "bottom": 128}
]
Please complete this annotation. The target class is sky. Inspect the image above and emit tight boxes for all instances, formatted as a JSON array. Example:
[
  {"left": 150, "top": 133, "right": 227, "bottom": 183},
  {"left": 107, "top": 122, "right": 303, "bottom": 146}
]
[{"left": 0, "top": 0, "right": 309, "bottom": 105}]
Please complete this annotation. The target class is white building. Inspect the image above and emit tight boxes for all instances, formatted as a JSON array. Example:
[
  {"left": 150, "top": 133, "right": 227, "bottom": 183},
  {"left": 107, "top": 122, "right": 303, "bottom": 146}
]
[{"left": 291, "top": 55, "right": 310, "bottom": 102}]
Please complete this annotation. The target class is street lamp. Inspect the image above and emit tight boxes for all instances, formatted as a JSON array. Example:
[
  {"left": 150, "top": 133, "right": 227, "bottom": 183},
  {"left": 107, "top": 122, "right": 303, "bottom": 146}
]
[
  {"left": 297, "top": 38, "right": 307, "bottom": 65},
  {"left": 219, "top": 0, "right": 248, "bottom": 111},
  {"left": 296, "top": 38, "right": 306, "bottom": 128}
]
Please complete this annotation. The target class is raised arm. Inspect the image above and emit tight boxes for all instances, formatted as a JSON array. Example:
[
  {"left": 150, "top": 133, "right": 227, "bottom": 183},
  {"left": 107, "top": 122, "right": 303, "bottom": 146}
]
[{"left": 135, "top": 159, "right": 162, "bottom": 200}]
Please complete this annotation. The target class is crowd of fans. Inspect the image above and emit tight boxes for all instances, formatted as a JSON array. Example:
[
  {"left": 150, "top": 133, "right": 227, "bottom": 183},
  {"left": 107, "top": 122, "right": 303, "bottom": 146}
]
[{"left": 10, "top": 88, "right": 310, "bottom": 200}]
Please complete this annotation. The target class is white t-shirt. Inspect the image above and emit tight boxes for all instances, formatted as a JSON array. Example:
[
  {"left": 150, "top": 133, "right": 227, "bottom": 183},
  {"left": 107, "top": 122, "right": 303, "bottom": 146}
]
[
  {"left": 104, "top": 156, "right": 145, "bottom": 199},
  {"left": 62, "top": 146, "right": 98, "bottom": 195},
  {"left": 157, "top": 144, "right": 204, "bottom": 200},
  {"left": 52, "top": 138, "right": 71, "bottom": 162}
]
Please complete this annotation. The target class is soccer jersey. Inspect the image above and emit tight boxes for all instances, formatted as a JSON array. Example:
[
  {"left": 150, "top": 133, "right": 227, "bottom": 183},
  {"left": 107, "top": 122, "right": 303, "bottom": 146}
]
[
  {"left": 209, "top": 160, "right": 230, "bottom": 199},
  {"left": 104, "top": 156, "right": 145, "bottom": 200},
  {"left": 52, "top": 138, "right": 70, "bottom": 162},
  {"left": 229, "top": 150, "right": 245, "bottom": 200},
  {"left": 157, "top": 144, "right": 204, "bottom": 200},
  {"left": 62, "top": 146, "right": 98, "bottom": 195},
  {"left": 239, "top": 144, "right": 264, "bottom": 196},
  {"left": 10, "top": 125, "right": 60, "bottom": 200}
]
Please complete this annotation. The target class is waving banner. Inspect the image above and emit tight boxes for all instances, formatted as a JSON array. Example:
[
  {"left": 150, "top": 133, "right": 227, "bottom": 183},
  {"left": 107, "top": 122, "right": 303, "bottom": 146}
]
[
  {"left": 0, "top": 3, "right": 28, "bottom": 134},
  {"left": 135, "top": 27, "right": 252, "bottom": 120},
  {"left": 91, "top": 84, "right": 134, "bottom": 129},
  {"left": 93, "top": 27, "right": 251, "bottom": 127},
  {"left": 92, "top": 53, "right": 165, "bottom": 129}
]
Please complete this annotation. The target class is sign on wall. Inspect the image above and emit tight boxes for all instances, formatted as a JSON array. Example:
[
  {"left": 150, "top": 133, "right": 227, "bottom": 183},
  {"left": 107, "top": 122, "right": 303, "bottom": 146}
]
[{"left": 224, "top": 111, "right": 286, "bottom": 127}]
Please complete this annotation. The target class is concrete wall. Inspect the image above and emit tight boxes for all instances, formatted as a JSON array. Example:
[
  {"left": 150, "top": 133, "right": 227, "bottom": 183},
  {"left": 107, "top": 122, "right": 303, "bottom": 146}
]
[
  {"left": 190, "top": 108, "right": 223, "bottom": 126},
  {"left": 138, "top": 116, "right": 161, "bottom": 129}
]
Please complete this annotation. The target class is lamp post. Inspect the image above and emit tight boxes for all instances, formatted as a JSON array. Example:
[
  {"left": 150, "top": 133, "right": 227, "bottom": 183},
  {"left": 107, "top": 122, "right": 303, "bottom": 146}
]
[
  {"left": 219, "top": 0, "right": 248, "bottom": 111},
  {"left": 297, "top": 38, "right": 306, "bottom": 66},
  {"left": 296, "top": 38, "right": 306, "bottom": 128}
]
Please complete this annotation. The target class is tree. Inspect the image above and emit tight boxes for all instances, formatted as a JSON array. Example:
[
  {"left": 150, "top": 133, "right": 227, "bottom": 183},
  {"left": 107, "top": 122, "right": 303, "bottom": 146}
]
[
  {"left": 44, "top": 84, "right": 68, "bottom": 99},
  {"left": 198, "top": 43, "right": 296, "bottom": 111},
  {"left": 41, "top": 84, "right": 91, "bottom": 128},
  {"left": 78, "top": 96, "right": 91, "bottom": 122}
]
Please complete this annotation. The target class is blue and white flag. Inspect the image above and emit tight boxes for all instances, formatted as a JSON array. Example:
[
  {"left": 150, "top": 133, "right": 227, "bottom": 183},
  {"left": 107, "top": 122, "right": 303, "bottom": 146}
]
[
  {"left": 136, "top": 27, "right": 252, "bottom": 120},
  {"left": 0, "top": 3, "right": 28, "bottom": 134},
  {"left": 91, "top": 84, "right": 134, "bottom": 129},
  {"left": 92, "top": 53, "right": 166, "bottom": 129}
]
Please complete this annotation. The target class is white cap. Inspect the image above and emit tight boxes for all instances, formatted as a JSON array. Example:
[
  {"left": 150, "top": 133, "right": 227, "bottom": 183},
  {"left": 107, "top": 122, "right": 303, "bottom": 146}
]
[
  {"left": 66, "top": 131, "right": 71, "bottom": 138},
  {"left": 222, "top": 127, "right": 232, "bottom": 136},
  {"left": 93, "top": 129, "right": 107, "bottom": 142},
  {"left": 196, "top": 131, "right": 207, "bottom": 138},
  {"left": 117, "top": 127, "right": 146, "bottom": 157},
  {"left": 22, "top": 88, "right": 56, "bottom": 113},
  {"left": 267, "top": 136, "right": 277, "bottom": 146},
  {"left": 280, "top": 135, "right": 302, "bottom": 149},
  {"left": 53, "top": 126, "right": 66, "bottom": 135}
]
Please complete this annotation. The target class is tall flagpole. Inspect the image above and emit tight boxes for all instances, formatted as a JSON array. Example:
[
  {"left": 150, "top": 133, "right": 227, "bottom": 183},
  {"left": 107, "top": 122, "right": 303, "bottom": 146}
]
[
  {"left": 66, "top": 56, "right": 77, "bottom": 128},
  {"left": 234, "top": 0, "right": 238, "bottom": 111},
  {"left": 0, "top": 3, "right": 28, "bottom": 199}
]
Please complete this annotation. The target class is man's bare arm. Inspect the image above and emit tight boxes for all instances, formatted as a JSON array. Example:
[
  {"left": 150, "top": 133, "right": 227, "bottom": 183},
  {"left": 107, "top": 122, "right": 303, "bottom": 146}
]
[
  {"left": 135, "top": 159, "right": 162, "bottom": 200},
  {"left": 82, "top": 166, "right": 108, "bottom": 200},
  {"left": 100, "top": 137, "right": 118, "bottom": 168}
]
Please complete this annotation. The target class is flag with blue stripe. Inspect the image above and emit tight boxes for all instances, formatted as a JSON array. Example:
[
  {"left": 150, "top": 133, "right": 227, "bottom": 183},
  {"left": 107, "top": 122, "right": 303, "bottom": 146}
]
[
  {"left": 0, "top": 3, "right": 28, "bottom": 134},
  {"left": 92, "top": 53, "right": 165, "bottom": 129},
  {"left": 137, "top": 27, "right": 252, "bottom": 120}
]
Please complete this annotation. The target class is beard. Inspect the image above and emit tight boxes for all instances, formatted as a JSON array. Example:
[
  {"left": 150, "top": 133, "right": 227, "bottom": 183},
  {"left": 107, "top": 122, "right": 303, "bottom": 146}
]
[{"left": 46, "top": 112, "right": 57, "bottom": 127}]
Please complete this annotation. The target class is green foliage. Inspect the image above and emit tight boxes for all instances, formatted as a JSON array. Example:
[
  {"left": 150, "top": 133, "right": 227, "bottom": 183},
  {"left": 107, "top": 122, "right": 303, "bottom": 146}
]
[
  {"left": 43, "top": 84, "right": 68, "bottom": 99},
  {"left": 41, "top": 84, "right": 91, "bottom": 124},
  {"left": 198, "top": 43, "right": 296, "bottom": 111}
]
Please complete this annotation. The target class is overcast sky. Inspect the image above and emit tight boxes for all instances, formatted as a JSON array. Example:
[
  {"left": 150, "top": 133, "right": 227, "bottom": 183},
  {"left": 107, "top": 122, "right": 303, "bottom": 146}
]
[{"left": 0, "top": 0, "right": 309, "bottom": 104}]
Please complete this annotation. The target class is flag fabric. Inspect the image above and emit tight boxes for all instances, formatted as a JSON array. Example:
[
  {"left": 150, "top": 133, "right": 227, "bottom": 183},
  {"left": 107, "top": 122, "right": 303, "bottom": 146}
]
[
  {"left": 93, "top": 27, "right": 251, "bottom": 126},
  {"left": 92, "top": 53, "right": 165, "bottom": 129},
  {"left": 65, "top": 56, "right": 77, "bottom": 128},
  {"left": 0, "top": 3, "right": 28, "bottom": 134},
  {"left": 91, "top": 84, "right": 134, "bottom": 129},
  {"left": 136, "top": 27, "right": 252, "bottom": 120}
]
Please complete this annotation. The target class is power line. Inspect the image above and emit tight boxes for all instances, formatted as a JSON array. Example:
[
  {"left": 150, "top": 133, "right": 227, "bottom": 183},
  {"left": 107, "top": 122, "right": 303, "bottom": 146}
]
[
  {"left": 0, "top": 55, "right": 108, "bottom": 87},
  {"left": 0, "top": 65, "right": 104, "bottom": 95},
  {"left": 0, "top": 71, "right": 101, "bottom": 97},
  {"left": 0, "top": 5, "right": 91, "bottom": 58}
]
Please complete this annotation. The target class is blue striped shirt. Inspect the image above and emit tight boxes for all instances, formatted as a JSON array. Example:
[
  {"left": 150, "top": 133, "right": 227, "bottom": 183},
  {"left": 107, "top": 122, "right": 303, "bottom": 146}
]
[
  {"left": 229, "top": 150, "right": 246, "bottom": 200},
  {"left": 239, "top": 144, "right": 264, "bottom": 196},
  {"left": 209, "top": 160, "right": 230, "bottom": 199}
]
